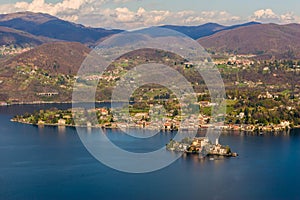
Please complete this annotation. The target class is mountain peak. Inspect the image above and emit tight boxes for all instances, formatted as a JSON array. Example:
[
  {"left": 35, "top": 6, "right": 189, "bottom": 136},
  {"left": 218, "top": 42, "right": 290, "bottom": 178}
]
[
  {"left": 0, "top": 11, "right": 122, "bottom": 45},
  {"left": 0, "top": 11, "right": 57, "bottom": 24},
  {"left": 160, "top": 22, "right": 263, "bottom": 39}
]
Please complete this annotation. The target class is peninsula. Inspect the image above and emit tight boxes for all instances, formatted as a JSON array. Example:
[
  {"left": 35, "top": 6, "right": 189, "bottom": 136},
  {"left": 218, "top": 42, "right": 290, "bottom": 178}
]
[{"left": 11, "top": 106, "right": 294, "bottom": 133}]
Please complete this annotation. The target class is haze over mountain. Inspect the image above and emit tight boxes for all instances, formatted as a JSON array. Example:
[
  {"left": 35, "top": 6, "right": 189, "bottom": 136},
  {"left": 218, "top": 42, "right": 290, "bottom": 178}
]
[
  {"left": 198, "top": 23, "right": 300, "bottom": 59},
  {"left": 0, "top": 12, "right": 263, "bottom": 47},
  {"left": 0, "top": 11, "right": 298, "bottom": 61}
]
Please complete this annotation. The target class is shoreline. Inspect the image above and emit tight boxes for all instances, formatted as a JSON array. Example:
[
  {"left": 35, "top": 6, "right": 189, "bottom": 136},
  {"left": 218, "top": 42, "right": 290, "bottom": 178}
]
[
  {"left": 5, "top": 102, "right": 299, "bottom": 133},
  {"left": 11, "top": 119, "right": 300, "bottom": 133},
  {"left": 0, "top": 100, "right": 129, "bottom": 106}
]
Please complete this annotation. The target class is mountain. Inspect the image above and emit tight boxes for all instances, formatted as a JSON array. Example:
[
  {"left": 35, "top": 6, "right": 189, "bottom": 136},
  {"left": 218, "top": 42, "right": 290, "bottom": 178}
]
[
  {"left": 0, "top": 12, "right": 122, "bottom": 45},
  {"left": 161, "top": 23, "right": 225, "bottom": 39},
  {"left": 0, "top": 26, "right": 56, "bottom": 47},
  {"left": 3, "top": 42, "right": 91, "bottom": 75},
  {"left": 1, "top": 11, "right": 300, "bottom": 103},
  {"left": 198, "top": 23, "right": 300, "bottom": 59},
  {"left": 0, "top": 12, "right": 261, "bottom": 46},
  {"left": 161, "top": 22, "right": 260, "bottom": 39},
  {"left": 0, "top": 41, "right": 91, "bottom": 102},
  {"left": 222, "top": 21, "right": 260, "bottom": 31}
]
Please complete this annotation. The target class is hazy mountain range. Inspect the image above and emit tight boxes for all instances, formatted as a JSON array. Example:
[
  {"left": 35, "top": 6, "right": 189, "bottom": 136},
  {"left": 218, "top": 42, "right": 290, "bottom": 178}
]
[
  {"left": 0, "top": 11, "right": 299, "bottom": 59},
  {"left": 0, "top": 12, "right": 122, "bottom": 46},
  {"left": 160, "top": 21, "right": 261, "bottom": 39}
]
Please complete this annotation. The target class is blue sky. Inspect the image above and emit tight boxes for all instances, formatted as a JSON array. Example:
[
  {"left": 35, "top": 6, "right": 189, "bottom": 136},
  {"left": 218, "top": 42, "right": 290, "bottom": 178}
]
[
  {"left": 3, "top": 0, "right": 298, "bottom": 15},
  {"left": 0, "top": 0, "right": 299, "bottom": 29},
  {"left": 105, "top": 0, "right": 300, "bottom": 15}
]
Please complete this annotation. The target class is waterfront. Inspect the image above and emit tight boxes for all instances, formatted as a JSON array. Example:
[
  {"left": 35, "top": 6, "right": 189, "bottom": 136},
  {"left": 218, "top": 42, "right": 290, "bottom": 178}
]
[{"left": 1, "top": 105, "right": 300, "bottom": 200}]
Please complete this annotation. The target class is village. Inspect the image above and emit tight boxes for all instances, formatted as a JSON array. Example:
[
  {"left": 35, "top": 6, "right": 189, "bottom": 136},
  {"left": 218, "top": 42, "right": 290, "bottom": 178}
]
[{"left": 12, "top": 102, "right": 293, "bottom": 133}]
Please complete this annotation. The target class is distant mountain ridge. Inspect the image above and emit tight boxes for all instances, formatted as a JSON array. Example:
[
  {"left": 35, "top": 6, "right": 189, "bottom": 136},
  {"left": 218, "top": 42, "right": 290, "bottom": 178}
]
[
  {"left": 160, "top": 22, "right": 261, "bottom": 39},
  {"left": 0, "top": 11, "right": 299, "bottom": 60},
  {"left": 0, "top": 12, "right": 123, "bottom": 46},
  {"left": 0, "top": 12, "right": 263, "bottom": 47},
  {"left": 0, "top": 12, "right": 57, "bottom": 24},
  {"left": 198, "top": 23, "right": 300, "bottom": 59}
]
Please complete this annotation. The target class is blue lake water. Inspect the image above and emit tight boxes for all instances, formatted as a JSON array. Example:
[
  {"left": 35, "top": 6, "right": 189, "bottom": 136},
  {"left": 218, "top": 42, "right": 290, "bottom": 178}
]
[{"left": 1, "top": 104, "right": 300, "bottom": 200}]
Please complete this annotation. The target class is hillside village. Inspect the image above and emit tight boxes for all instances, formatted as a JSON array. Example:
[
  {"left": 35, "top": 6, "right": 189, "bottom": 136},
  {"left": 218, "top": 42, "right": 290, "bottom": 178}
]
[{"left": 4, "top": 47, "right": 299, "bottom": 132}]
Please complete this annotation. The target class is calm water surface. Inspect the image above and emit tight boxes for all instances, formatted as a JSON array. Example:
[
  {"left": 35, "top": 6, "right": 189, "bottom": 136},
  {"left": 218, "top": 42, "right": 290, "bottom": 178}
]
[{"left": 0, "top": 104, "right": 300, "bottom": 200}]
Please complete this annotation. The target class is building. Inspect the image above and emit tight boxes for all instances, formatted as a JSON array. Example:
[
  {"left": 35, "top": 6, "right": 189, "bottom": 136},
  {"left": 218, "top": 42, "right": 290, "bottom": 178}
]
[{"left": 58, "top": 119, "right": 66, "bottom": 126}]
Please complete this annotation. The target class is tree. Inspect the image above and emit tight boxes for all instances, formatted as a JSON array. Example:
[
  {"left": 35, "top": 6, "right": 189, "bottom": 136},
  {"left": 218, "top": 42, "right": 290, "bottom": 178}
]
[{"left": 173, "top": 109, "right": 179, "bottom": 117}]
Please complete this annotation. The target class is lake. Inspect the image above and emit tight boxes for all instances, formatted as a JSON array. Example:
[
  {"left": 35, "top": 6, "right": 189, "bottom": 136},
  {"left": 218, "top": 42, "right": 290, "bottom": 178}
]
[{"left": 0, "top": 104, "right": 300, "bottom": 200}]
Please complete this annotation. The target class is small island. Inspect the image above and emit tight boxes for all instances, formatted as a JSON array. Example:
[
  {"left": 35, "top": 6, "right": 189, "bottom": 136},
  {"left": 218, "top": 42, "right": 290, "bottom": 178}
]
[{"left": 166, "top": 137, "right": 238, "bottom": 157}]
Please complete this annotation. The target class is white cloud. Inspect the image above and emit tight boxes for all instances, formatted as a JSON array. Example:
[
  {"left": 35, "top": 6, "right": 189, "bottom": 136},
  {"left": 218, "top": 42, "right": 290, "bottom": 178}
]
[
  {"left": 0, "top": 0, "right": 91, "bottom": 16},
  {"left": 250, "top": 8, "right": 300, "bottom": 24},
  {"left": 82, "top": 8, "right": 241, "bottom": 29},
  {"left": 253, "top": 9, "right": 277, "bottom": 20},
  {"left": 0, "top": 1, "right": 299, "bottom": 29}
]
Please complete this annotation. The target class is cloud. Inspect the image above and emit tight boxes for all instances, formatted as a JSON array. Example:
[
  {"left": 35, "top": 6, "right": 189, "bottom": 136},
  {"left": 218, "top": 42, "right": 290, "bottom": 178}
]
[
  {"left": 0, "top": 0, "right": 241, "bottom": 29},
  {"left": 0, "top": 1, "right": 299, "bottom": 29},
  {"left": 0, "top": 0, "right": 91, "bottom": 16},
  {"left": 253, "top": 9, "right": 278, "bottom": 20},
  {"left": 78, "top": 8, "right": 241, "bottom": 29},
  {"left": 250, "top": 8, "right": 300, "bottom": 24}
]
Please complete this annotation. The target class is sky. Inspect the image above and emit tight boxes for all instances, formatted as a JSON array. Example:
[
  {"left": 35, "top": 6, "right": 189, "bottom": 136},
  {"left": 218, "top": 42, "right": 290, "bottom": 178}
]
[{"left": 0, "top": 0, "right": 299, "bottom": 29}]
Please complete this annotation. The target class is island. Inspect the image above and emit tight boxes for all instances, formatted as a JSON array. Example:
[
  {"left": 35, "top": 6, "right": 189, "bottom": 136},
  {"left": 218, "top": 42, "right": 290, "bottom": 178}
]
[{"left": 166, "top": 137, "right": 238, "bottom": 157}]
